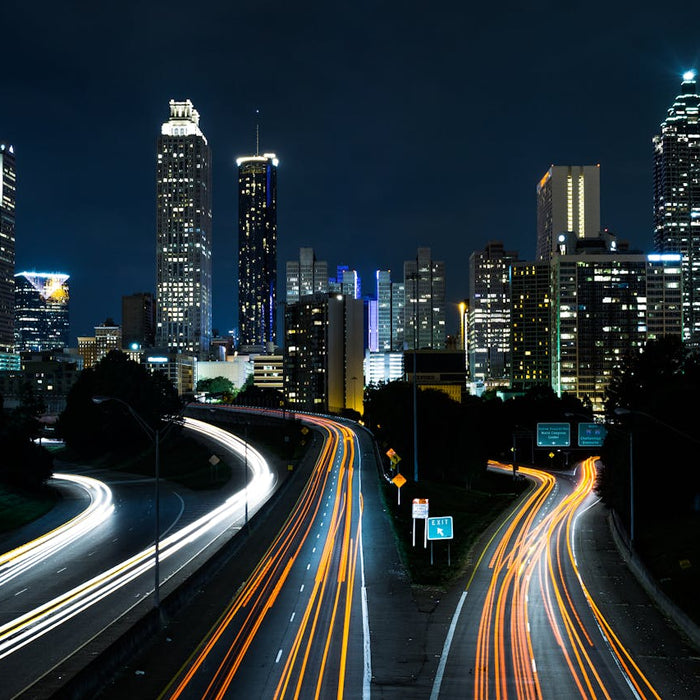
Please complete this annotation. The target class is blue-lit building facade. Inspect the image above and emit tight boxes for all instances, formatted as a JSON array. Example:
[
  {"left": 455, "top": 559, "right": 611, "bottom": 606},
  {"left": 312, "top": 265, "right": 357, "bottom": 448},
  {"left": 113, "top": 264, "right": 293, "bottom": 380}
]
[
  {"left": 653, "top": 71, "right": 700, "bottom": 347},
  {"left": 14, "top": 272, "right": 70, "bottom": 351},
  {"left": 237, "top": 153, "right": 278, "bottom": 349},
  {"left": 0, "top": 143, "right": 16, "bottom": 356}
]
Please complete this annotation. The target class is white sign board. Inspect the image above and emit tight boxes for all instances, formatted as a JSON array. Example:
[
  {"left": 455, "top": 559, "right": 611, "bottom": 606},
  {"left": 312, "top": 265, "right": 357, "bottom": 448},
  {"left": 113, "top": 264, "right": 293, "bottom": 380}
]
[{"left": 412, "top": 498, "right": 429, "bottom": 519}]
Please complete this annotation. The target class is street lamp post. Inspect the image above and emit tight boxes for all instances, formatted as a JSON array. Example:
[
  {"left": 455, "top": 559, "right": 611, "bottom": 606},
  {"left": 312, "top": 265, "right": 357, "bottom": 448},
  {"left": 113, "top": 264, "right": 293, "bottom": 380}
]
[{"left": 92, "top": 396, "right": 169, "bottom": 615}]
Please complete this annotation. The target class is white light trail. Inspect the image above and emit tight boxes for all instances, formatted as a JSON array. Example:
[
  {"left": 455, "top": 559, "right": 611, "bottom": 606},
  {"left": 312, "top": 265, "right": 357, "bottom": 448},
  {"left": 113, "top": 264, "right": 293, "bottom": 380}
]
[
  {"left": 0, "top": 473, "right": 114, "bottom": 586},
  {"left": 0, "top": 417, "right": 275, "bottom": 660}
]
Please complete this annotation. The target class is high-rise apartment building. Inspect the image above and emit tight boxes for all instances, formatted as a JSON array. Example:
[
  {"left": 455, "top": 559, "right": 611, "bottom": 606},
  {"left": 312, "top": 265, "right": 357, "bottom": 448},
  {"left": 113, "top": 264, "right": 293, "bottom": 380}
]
[
  {"left": 653, "top": 71, "right": 700, "bottom": 346},
  {"left": 468, "top": 242, "right": 518, "bottom": 388},
  {"left": 404, "top": 247, "right": 445, "bottom": 350},
  {"left": 237, "top": 152, "right": 278, "bottom": 349},
  {"left": 375, "top": 270, "right": 405, "bottom": 352},
  {"left": 122, "top": 292, "right": 155, "bottom": 349},
  {"left": 286, "top": 247, "right": 327, "bottom": 303},
  {"left": 0, "top": 143, "right": 16, "bottom": 353},
  {"left": 284, "top": 293, "right": 364, "bottom": 414},
  {"left": 95, "top": 320, "right": 122, "bottom": 361},
  {"left": 536, "top": 165, "right": 600, "bottom": 261},
  {"left": 14, "top": 272, "right": 70, "bottom": 352},
  {"left": 510, "top": 261, "right": 551, "bottom": 391},
  {"left": 155, "top": 99, "right": 212, "bottom": 357},
  {"left": 550, "top": 233, "right": 682, "bottom": 413}
]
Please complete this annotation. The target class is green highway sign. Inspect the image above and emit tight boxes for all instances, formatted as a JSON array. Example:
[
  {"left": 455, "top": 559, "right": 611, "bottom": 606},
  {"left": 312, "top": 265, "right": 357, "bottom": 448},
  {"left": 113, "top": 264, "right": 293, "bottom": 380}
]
[
  {"left": 578, "top": 422, "right": 607, "bottom": 447},
  {"left": 537, "top": 422, "right": 571, "bottom": 447},
  {"left": 427, "top": 516, "right": 453, "bottom": 540}
]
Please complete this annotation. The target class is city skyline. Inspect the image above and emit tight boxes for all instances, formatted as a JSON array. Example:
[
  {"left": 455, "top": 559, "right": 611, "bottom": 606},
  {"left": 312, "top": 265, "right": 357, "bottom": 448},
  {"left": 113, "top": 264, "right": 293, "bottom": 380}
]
[{"left": 3, "top": 2, "right": 699, "bottom": 341}]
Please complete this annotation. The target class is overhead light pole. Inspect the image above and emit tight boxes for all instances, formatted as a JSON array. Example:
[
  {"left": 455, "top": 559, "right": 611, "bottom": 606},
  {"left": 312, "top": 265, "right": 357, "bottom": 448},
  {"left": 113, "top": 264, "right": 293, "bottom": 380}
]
[{"left": 92, "top": 396, "right": 172, "bottom": 617}]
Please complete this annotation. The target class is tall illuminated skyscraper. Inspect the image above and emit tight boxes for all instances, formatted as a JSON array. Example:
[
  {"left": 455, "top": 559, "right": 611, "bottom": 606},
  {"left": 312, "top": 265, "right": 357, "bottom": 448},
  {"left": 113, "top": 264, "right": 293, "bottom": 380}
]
[
  {"left": 536, "top": 165, "right": 600, "bottom": 261},
  {"left": 14, "top": 272, "right": 70, "bottom": 351},
  {"left": 0, "top": 143, "right": 16, "bottom": 353},
  {"left": 155, "top": 100, "right": 212, "bottom": 357},
  {"left": 468, "top": 241, "right": 518, "bottom": 388},
  {"left": 653, "top": 70, "right": 700, "bottom": 346},
  {"left": 404, "top": 247, "right": 445, "bottom": 350},
  {"left": 237, "top": 152, "right": 278, "bottom": 349}
]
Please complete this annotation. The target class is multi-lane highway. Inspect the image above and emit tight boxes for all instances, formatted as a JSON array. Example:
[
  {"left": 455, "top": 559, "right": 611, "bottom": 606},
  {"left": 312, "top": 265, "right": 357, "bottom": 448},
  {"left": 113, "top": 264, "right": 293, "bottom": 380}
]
[
  {"left": 3, "top": 407, "right": 699, "bottom": 699},
  {"left": 163, "top": 411, "right": 370, "bottom": 699},
  {"left": 0, "top": 417, "right": 276, "bottom": 699},
  {"left": 432, "top": 458, "right": 675, "bottom": 699}
]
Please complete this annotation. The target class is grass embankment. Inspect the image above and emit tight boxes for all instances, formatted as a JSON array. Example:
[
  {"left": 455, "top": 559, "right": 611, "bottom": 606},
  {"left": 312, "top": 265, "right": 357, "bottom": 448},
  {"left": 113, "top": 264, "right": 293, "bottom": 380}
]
[
  {"left": 0, "top": 483, "right": 58, "bottom": 535},
  {"left": 637, "top": 514, "right": 700, "bottom": 626},
  {"left": 381, "top": 469, "right": 527, "bottom": 587},
  {"left": 56, "top": 431, "right": 233, "bottom": 491}
]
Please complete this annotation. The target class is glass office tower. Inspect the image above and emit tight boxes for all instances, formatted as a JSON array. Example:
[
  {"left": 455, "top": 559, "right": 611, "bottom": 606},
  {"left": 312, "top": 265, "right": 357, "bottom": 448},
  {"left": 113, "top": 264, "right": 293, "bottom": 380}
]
[{"left": 237, "top": 153, "right": 278, "bottom": 349}]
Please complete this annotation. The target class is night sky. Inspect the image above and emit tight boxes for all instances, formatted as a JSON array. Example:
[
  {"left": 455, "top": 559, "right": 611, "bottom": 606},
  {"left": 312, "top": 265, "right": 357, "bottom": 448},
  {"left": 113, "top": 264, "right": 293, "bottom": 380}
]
[{"left": 3, "top": 1, "right": 699, "bottom": 342}]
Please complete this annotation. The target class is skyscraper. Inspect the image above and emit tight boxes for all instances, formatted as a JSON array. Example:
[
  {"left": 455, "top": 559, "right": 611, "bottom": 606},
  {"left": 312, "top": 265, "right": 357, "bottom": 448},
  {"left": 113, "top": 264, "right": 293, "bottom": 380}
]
[
  {"left": 404, "top": 247, "right": 445, "bottom": 350},
  {"left": 550, "top": 232, "right": 682, "bottom": 413},
  {"left": 375, "top": 270, "right": 404, "bottom": 351},
  {"left": 122, "top": 292, "right": 155, "bottom": 349},
  {"left": 653, "top": 70, "right": 700, "bottom": 346},
  {"left": 468, "top": 241, "right": 518, "bottom": 388},
  {"left": 155, "top": 100, "right": 212, "bottom": 357},
  {"left": 284, "top": 293, "right": 364, "bottom": 414},
  {"left": 0, "top": 143, "right": 16, "bottom": 353},
  {"left": 286, "top": 247, "right": 327, "bottom": 303},
  {"left": 536, "top": 165, "right": 600, "bottom": 261},
  {"left": 237, "top": 152, "right": 278, "bottom": 349},
  {"left": 14, "top": 272, "right": 70, "bottom": 352},
  {"left": 510, "top": 261, "right": 551, "bottom": 392}
]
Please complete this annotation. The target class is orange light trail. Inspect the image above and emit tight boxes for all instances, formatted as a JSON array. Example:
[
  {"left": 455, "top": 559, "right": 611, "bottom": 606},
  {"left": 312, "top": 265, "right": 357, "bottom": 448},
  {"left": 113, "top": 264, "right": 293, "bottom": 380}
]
[
  {"left": 165, "top": 412, "right": 364, "bottom": 700},
  {"left": 473, "top": 458, "right": 661, "bottom": 699}
]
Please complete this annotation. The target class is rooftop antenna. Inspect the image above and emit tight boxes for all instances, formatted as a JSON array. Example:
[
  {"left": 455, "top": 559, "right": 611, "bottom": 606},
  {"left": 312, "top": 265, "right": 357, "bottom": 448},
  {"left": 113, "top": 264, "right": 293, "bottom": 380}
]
[{"left": 255, "top": 109, "right": 260, "bottom": 156}]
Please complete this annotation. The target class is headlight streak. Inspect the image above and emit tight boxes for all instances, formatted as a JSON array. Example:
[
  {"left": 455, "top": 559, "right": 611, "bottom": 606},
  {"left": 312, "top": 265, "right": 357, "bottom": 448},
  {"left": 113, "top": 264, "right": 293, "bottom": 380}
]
[
  {"left": 0, "top": 417, "right": 275, "bottom": 662},
  {"left": 165, "top": 412, "right": 365, "bottom": 700},
  {"left": 0, "top": 473, "right": 114, "bottom": 587},
  {"left": 473, "top": 458, "right": 661, "bottom": 700}
]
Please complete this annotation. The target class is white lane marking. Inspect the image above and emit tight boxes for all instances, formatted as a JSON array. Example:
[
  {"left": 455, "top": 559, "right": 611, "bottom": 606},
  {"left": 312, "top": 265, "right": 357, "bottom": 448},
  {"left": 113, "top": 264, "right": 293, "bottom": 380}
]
[
  {"left": 14, "top": 589, "right": 27, "bottom": 596},
  {"left": 290, "top": 612, "right": 295, "bottom": 622},
  {"left": 430, "top": 591, "right": 468, "bottom": 700},
  {"left": 276, "top": 649, "right": 283, "bottom": 663}
]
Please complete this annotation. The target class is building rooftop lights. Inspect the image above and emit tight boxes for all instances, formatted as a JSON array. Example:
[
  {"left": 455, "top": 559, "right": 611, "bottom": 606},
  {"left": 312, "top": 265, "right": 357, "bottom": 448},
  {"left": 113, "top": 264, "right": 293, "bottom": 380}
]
[{"left": 683, "top": 70, "right": 696, "bottom": 82}]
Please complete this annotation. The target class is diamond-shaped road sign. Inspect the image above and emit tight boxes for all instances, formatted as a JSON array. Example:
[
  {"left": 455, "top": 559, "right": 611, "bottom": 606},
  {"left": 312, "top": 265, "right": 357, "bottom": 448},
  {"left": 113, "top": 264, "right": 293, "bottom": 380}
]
[{"left": 392, "top": 473, "right": 406, "bottom": 488}]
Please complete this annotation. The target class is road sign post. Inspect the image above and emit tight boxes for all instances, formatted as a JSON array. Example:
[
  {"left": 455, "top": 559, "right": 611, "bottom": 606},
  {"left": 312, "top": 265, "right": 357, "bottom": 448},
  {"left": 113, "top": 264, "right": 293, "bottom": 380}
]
[
  {"left": 412, "top": 498, "right": 429, "bottom": 547},
  {"left": 427, "top": 516, "right": 453, "bottom": 565},
  {"left": 392, "top": 472, "right": 406, "bottom": 504}
]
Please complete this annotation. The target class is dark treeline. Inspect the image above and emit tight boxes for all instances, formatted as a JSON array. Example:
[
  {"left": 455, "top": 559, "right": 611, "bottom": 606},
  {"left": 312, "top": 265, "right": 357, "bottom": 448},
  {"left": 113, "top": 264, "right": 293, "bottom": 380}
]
[{"left": 363, "top": 382, "right": 590, "bottom": 490}]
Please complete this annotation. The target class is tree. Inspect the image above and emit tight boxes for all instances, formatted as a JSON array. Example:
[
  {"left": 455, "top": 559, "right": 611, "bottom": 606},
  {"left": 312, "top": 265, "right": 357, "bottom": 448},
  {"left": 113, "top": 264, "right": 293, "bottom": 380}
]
[
  {"left": 196, "top": 376, "right": 235, "bottom": 395},
  {"left": 57, "top": 350, "right": 182, "bottom": 456},
  {"left": 0, "top": 386, "right": 53, "bottom": 490},
  {"left": 600, "top": 336, "right": 700, "bottom": 524}
]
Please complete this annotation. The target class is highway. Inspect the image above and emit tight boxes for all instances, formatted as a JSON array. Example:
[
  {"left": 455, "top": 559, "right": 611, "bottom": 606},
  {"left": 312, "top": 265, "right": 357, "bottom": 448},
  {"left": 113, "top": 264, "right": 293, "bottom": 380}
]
[
  {"left": 433, "top": 457, "right": 664, "bottom": 699},
  {"left": 0, "top": 417, "right": 277, "bottom": 699},
  {"left": 162, "top": 411, "right": 370, "bottom": 700}
]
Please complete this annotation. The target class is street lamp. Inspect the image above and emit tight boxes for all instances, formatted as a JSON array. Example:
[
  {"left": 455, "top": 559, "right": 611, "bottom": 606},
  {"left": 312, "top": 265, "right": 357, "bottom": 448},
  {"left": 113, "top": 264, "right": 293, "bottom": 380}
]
[{"left": 92, "top": 396, "right": 171, "bottom": 616}]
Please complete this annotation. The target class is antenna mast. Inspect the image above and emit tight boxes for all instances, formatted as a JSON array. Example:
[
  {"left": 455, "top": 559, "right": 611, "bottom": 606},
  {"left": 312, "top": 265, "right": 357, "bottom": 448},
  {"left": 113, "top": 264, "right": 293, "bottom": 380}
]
[{"left": 255, "top": 109, "right": 260, "bottom": 156}]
